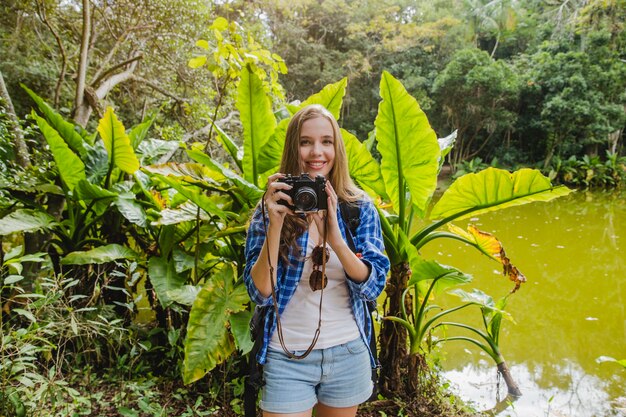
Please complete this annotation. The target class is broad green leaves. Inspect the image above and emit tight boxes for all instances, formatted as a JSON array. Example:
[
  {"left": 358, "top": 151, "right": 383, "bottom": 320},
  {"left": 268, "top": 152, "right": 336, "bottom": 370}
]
[
  {"left": 300, "top": 77, "right": 347, "bottom": 120},
  {"left": 238, "top": 66, "right": 276, "bottom": 186},
  {"left": 341, "top": 129, "right": 386, "bottom": 199},
  {"left": 183, "top": 266, "right": 249, "bottom": 384},
  {"left": 430, "top": 167, "right": 573, "bottom": 220},
  {"left": 375, "top": 71, "right": 440, "bottom": 221},
  {"left": 33, "top": 113, "right": 86, "bottom": 191},
  {"left": 0, "top": 210, "right": 57, "bottom": 235},
  {"left": 97, "top": 107, "right": 140, "bottom": 174},
  {"left": 148, "top": 256, "right": 187, "bottom": 308},
  {"left": 22, "top": 84, "right": 89, "bottom": 154},
  {"left": 61, "top": 244, "right": 139, "bottom": 265}
]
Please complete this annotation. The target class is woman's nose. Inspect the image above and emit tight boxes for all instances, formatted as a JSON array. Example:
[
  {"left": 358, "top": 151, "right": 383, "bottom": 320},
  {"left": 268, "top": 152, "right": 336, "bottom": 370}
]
[{"left": 310, "top": 141, "right": 322, "bottom": 155}]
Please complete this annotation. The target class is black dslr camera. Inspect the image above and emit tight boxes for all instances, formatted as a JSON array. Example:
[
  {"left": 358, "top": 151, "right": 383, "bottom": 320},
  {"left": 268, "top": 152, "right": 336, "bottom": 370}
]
[{"left": 277, "top": 173, "right": 327, "bottom": 213}]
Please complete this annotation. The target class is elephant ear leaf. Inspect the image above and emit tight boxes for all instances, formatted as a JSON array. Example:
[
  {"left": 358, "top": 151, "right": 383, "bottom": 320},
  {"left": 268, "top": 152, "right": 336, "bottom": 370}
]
[
  {"left": 300, "top": 77, "right": 347, "bottom": 120},
  {"left": 22, "top": 84, "right": 89, "bottom": 155},
  {"left": 238, "top": 65, "right": 276, "bottom": 186},
  {"left": 341, "top": 129, "right": 386, "bottom": 199},
  {"left": 375, "top": 71, "right": 440, "bottom": 219},
  {"left": 0, "top": 209, "right": 57, "bottom": 235},
  {"left": 97, "top": 107, "right": 140, "bottom": 174},
  {"left": 33, "top": 113, "right": 85, "bottom": 191},
  {"left": 61, "top": 244, "right": 138, "bottom": 265},
  {"left": 212, "top": 121, "right": 243, "bottom": 171},
  {"left": 148, "top": 256, "right": 186, "bottom": 308},
  {"left": 430, "top": 168, "right": 572, "bottom": 220},
  {"left": 128, "top": 112, "right": 158, "bottom": 149},
  {"left": 183, "top": 265, "right": 249, "bottom": 384}
]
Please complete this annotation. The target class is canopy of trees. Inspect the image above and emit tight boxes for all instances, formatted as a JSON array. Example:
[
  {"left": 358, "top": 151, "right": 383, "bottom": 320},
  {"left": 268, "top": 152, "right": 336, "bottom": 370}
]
[{"left": 1, "top": 0, "right": 624, "bottom": 171}]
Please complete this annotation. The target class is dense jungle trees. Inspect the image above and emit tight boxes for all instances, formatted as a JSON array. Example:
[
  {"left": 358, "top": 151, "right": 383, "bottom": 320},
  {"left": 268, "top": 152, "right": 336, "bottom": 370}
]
[{"left": 2, "top": 0, "right": 624, "bottom": 168}]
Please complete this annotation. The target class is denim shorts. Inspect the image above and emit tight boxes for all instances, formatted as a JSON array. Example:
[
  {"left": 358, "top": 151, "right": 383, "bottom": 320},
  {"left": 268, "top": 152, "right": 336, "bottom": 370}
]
[{"left": 260, "top": 337, "right": 373, "bottom": 413}]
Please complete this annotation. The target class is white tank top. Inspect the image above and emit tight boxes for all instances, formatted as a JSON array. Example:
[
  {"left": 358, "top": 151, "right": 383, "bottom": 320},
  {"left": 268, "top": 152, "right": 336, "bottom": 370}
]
[{"left": 269, "top": 227, "right": 360, "bottom": 351}]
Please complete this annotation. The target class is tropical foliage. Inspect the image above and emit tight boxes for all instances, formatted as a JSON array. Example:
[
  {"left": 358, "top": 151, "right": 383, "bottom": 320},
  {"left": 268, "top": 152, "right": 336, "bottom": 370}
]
[{"left": 1, "top": 0, "right": 623, "bottom": 414}]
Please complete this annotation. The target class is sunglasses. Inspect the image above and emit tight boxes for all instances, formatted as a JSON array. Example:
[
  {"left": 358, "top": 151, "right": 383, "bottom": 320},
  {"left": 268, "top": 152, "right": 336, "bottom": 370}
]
[{"left": 309, "top": 245, "right": 330, "bottom": 291}]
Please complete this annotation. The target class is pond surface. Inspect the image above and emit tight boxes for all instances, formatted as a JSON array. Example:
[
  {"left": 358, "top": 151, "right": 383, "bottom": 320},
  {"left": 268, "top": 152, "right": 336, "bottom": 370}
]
[{"left": 420, "top": 189, "right": 626, "bottom": 417}]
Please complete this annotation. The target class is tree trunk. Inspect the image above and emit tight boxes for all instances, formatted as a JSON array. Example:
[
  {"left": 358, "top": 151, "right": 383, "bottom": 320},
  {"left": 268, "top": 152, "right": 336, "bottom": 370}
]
[
  {"left": 497, "top": 361, "right": 522, "bottom": 397},
  {"left": 379, "top": 261, "right": 422, "bottom": 396},
  {"left": 0, "top": 70, "right": 30, "bottom": 168},
  {"left": 543, "top": 134, "right": 559, "bottom": 170},
  {"left": 73, "top": 0, "right": 91, "bottom": 126},
  {"left": 490, "top": 32, "right": 500, "bottom": 58}
]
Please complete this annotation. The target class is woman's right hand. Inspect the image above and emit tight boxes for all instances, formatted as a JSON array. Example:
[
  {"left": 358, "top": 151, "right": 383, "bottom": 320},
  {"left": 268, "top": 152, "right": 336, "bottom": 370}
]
[{"left": 264, "top": 173, "right": 294, "bottom": 225}]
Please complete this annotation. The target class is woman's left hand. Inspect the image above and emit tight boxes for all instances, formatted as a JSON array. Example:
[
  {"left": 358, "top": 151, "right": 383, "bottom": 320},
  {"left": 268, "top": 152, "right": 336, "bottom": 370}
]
[{"left": 308, "top": 181, "right": 343, "bottom": 249}]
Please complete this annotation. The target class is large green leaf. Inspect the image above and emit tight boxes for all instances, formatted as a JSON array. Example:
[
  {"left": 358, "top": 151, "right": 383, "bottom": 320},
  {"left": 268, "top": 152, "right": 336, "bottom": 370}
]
[
  {"left": 22, "top": 84, "right": 88, "bottom": 157},
  {"left": 150, "top": 172, "right": 229, "bottom": 221},
  {"left": 85, "top": 143, "right": 110, "bottom": 184},
  {"left": 430, "top": 168, "right": 573, "bottom": 220},
  {"left": 168, "top": 285, "right": 202, "bottom": 306},
  {"left": 61, "top": 244, "right": 138, "bottom": 265},
  {"left": 299, "top": 77, "right": 347, "bottom": 120},
  {"left": 73, "top": 179, "right": 118, "bottom": 215},
  {"left": 151, "top": 202, "right": 211, "bottom": 226},
  {"left": 128, "top": 112, "right": 158, "bottom": 149},
  {"left": 73, "top": 179, "right": 118, "bottom": 201},
  {"left": 33, "top": 113, "right": 86, "bottom": 191},
  {"left": 448, "top": 288, "right": 495, "bottom": 309},
  {"left": 257, "top": 118, "right": 289, "bottom": 175},
  {"left": 136, "top": 139, "right": 179, "bottom": 166},
  {"left": 114, "top": 196, "right": 148, "bottom": 227},
  {"left": 148, "top": 256, "right": 187, "bottom": 308},
  {"left": 375, "top": 71, "right": 440, "bottom": 220},
  {"left": 229, "top": 309, "right": 254, "bottom": 355},
  {"left": 211, "top": 121, "right": 243, "bottom": 171},
  {"left": 238, "top": 66, "right": 276, "bottom": 185},
  {"left": 448, "top": 289, "right": 512, "bottom": 327},
  {"left": 397, "top": 227, "right": 472, "bottom": 293},
  {"left": 144, "top": 162, "right": 221, "bottom": 185},
  {"left": 183, "top": 266, "right": 249, "bottom": 383},
  {"left": 97, "top": 107, "right": 140, "bottom": 174},
  {"left": 187, "top": 148, "right": 264, "bottom": 204},
  {"left": 341, "top": 128, "right": 386, "bottom": 199},
  {"left": 407, "top": 254, "right": 472, "bottom": 293},
  {"left": 0, "top": 209, "right": 57, "bottom": 235}
]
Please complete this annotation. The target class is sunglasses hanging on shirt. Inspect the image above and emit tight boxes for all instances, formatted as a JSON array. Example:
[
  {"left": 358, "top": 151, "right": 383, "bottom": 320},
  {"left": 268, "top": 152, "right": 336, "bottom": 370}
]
[{"left": 309, "top": 245, "right": 329, "bottom": 291}]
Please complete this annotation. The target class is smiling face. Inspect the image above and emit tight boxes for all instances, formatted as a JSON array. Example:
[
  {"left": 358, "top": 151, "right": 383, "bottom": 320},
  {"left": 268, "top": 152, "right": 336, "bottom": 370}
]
[{"left": 298, "top": 116, "right": 336, "bottom": 178}]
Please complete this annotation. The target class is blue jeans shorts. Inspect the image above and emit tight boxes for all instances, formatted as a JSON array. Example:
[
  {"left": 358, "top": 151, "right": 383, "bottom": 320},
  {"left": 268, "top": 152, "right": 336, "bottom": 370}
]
[{"left": 260, "top": 337, "right": 373, "bottom": 414}]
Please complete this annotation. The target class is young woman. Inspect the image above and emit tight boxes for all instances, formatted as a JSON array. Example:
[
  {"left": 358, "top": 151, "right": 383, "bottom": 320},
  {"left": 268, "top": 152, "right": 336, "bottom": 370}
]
[{"left": 243, "top": 104, "right": 390, "bottom": 417}]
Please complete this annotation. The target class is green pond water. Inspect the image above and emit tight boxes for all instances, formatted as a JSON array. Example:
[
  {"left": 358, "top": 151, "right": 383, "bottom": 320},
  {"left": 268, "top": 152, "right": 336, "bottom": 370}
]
[{"left": 419, "top": 189, "right": 626, "bottom": 416}]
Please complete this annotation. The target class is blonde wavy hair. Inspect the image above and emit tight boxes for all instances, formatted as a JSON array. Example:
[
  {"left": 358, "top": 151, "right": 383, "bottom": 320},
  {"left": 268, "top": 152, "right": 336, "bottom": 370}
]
[{"left": 278, "top": 104, "right": 364, "bottom": 261}]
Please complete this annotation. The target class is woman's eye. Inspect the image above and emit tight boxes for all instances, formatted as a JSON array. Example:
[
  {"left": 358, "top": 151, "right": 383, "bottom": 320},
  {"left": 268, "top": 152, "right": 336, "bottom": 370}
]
[{"left": 300, "top": 140, "right": 310, "bottom": 145}]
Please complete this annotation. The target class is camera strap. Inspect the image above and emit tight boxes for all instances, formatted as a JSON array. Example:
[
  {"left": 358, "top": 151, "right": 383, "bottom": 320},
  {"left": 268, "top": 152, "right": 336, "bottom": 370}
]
[{"left": 260, "top": 193, "right": 326, "bottom": 360}]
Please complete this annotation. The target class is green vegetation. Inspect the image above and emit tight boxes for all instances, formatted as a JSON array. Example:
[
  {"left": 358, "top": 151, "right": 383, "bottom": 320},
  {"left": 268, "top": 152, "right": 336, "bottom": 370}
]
[{"left": 1, "top": 0, "right": 624, "bottom": 415}]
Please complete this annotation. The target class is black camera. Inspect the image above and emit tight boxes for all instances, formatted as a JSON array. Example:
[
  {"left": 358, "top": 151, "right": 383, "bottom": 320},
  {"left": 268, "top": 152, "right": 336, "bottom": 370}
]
[{"left": 277, "top": 173, "right": 327, "bottom": 213}]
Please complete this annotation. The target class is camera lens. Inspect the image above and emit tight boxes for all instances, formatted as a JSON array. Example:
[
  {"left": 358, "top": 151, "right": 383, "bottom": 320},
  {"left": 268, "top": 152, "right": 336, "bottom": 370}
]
[{"left": 294, "top": 187, "right": 317, "bottom": 212}]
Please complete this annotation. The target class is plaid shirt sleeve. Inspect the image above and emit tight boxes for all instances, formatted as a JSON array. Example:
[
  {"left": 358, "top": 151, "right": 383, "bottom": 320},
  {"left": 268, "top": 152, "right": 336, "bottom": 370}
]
[
  {"left": 243, "top": 206, "right": 278, "bottom": 307},
  {"left": 344, "top": 199, "right": 390, "bottom": 300}
]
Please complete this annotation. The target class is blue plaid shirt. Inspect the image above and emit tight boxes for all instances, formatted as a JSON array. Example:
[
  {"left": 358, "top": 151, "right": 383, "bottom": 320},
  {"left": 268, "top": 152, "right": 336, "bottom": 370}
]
[{"left": 243, "top": 199, "right": 390, "bottom": 366}]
